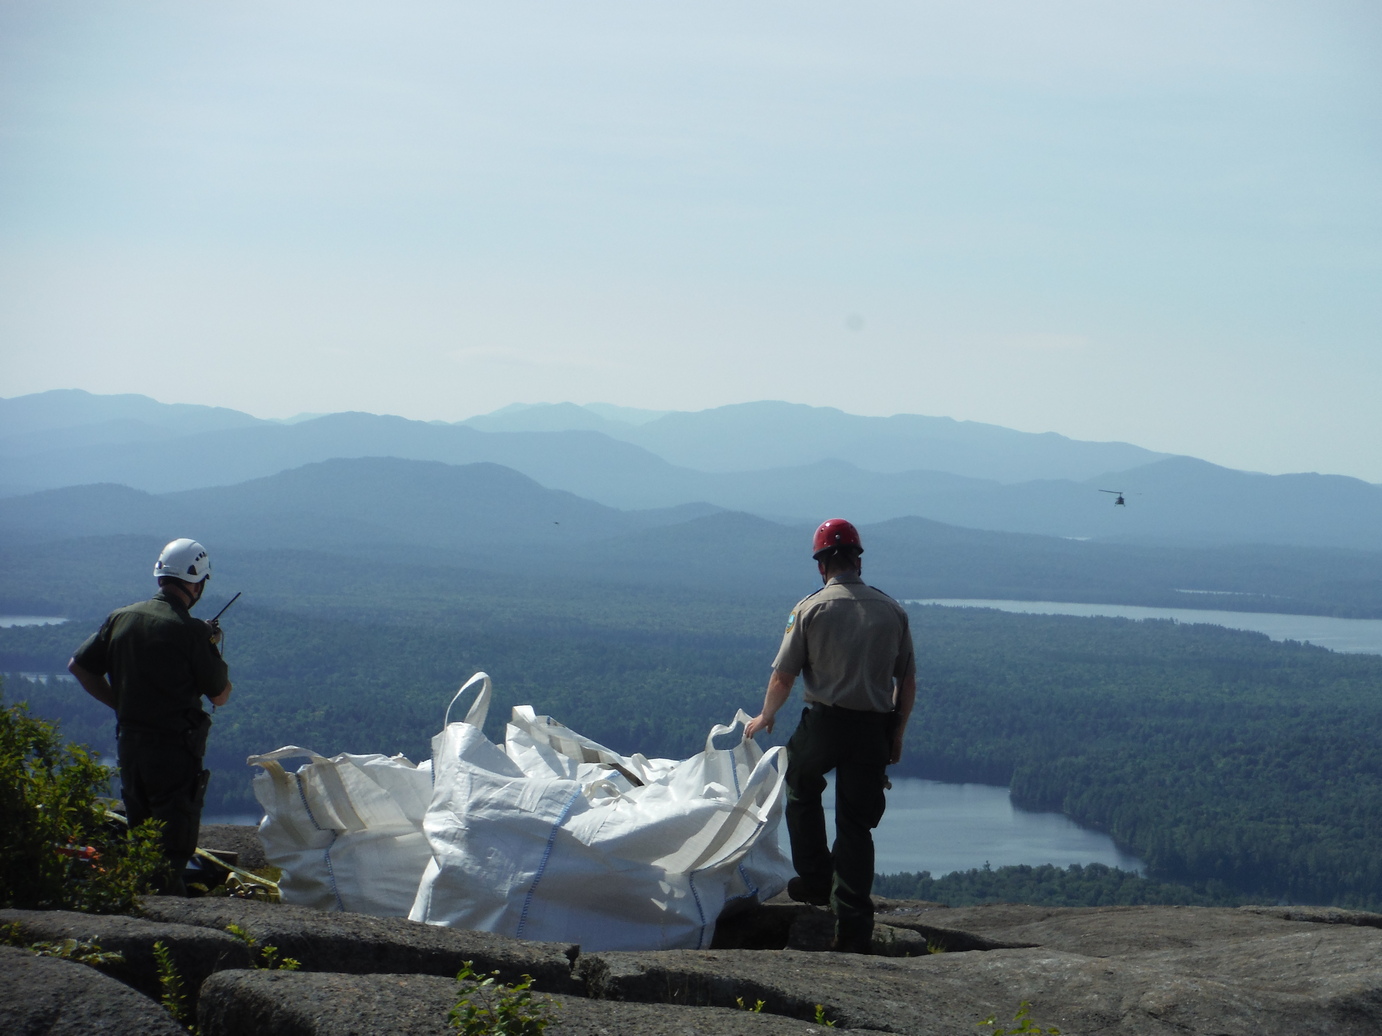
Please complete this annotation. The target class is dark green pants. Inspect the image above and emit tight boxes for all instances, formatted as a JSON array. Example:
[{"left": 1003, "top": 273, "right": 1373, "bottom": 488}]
[
  {"left": 784, "top": 703, "right": 890, "bottom": 939},
  {"left": 118, "top": 728, "right": 210, "bottom": 896}
]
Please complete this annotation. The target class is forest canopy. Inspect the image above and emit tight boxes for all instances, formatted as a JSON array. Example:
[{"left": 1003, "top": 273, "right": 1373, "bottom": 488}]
[{"left": 4, "top": 583, "right": 1382, "bottom": 909}]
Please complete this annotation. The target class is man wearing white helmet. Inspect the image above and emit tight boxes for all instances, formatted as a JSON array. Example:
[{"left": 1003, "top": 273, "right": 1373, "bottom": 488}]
[{"left": 68, "top": 538, "right": 233, "bottom": 895}]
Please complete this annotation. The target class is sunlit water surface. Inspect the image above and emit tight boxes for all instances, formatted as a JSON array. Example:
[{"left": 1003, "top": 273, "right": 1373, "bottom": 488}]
[
  {"left": 786, "top": 776, "right": 1145, "bottom": 877},
  {"left": 909, "top": 599, "right": 1382, "bottom": 656}
]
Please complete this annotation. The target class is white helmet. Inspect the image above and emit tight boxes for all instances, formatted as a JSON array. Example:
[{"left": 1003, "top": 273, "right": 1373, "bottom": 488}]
[{"left": 154, "top": 538, "right": 212, "bottom": 583}]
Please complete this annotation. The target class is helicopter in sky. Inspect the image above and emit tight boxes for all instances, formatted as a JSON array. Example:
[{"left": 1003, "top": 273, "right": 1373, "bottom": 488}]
[{"left": 1099, "top": 489, "right": 1128, "bottom": 506}]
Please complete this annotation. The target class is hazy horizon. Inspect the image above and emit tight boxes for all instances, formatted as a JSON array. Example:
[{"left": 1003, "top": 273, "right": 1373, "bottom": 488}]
[
  {"left": 2, "top": 3, "right": 1378, "bottom": 480},
  {"left": 5, "top": 389, "right": 1376, "bottom": 491}
]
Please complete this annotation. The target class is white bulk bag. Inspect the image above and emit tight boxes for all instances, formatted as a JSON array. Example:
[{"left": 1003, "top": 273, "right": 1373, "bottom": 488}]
[
  {"left": 248, "top": 673, "right": 492, "bottom": 916},
  {"left": 409, "top": 687, "right": 792, "bottom": 950},
  {"left": 501, "top": 704, "right": 792, "bottom": 914}
]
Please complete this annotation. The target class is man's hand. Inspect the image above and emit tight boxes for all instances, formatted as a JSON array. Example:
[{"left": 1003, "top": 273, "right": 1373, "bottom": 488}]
[
  {"left": 889, "top": 729, "right": 905, "bottom": 766},
  {"left": 888, "top": 673, "right": 916, "bottom": 766},
  {"left": 744, "top": 669, "right": 796, "bottom": 741},
  {"left": 744, "top": 713, "right": 774, "bottom": 739},
  {"left": 68, "top": 658, "right": 117, "bottom": 710},
  {"left": 204, "top": 619, "right": 223, "bottom": 646}
]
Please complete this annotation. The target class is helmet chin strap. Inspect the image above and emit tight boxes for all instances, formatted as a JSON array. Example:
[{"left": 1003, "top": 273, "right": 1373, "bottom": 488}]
[{"left": 163, "top": 579, "right": 203, "bottom": 608}]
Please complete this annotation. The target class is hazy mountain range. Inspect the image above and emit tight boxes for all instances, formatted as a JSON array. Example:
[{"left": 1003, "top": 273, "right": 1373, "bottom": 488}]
[
  {"left": 462, "top": 400, "right": 1170, "bottom": 481},
  {"left": 3, "top": 390, "right": 1381, "bottom": 552},
  {"left": 4, "top": 456, "right": 1381, "bottom": 621}
]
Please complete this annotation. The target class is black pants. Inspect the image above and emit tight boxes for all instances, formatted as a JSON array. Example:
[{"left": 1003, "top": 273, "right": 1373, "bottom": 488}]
[
  {"left": 784, "top": 703, "right": 890, "bottom": 938},
  {"left": 118, "top": 728, "right": 210, "bottom": 896}
]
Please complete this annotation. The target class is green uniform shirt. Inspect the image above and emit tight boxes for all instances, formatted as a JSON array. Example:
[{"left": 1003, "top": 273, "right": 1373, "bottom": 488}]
[
  {"left": 73, "top": 590, "right": 229, "bottom": 734},
  {"left": 772, "top": 572, "right": 915, "bottom": 713}
]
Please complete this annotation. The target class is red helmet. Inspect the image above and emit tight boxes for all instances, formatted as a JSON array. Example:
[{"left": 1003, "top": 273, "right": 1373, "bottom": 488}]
[{"left": 812, "top": 518, "right": 863, "bottom": 560}]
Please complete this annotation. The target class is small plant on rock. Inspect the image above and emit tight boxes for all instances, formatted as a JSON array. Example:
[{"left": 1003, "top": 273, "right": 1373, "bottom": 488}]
[
  {"left": 0, "top": 921, "right": 126, "bottom": 969},
  {"left": 450, "top": 961, "right": 553, "bottom": 1036},
  {"left": 978, "top": 1000, "right": 1061, "bottom": 1035},
  {"left": 736, "top": 996, "right": 766, "bottom": 1012},
  {"left": 225, "top": 922, "right": 300, "bottom": 970},
  {"left": 153, "top": 939, "right": 195, "bottom": 1030}
]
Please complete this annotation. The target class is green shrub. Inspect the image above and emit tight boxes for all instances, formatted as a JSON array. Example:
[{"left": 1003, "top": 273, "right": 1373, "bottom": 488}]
[
  {"left": 0, "top": 684, "right": 163, "bottom": 912},
  {"left": 0, "top": 921, "right": 126, "bottom": 969},
  {"left": 450, "top": 961, "right": 553, "bottom": 1035}
]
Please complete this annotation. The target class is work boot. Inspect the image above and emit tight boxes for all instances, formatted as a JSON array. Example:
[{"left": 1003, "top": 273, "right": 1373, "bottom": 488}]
[
  {"left": 831, "top": 925, "right": 872, "bottom": 954},
  {"left": 787, "top": 876, "right": 831, "bottom": 906}
]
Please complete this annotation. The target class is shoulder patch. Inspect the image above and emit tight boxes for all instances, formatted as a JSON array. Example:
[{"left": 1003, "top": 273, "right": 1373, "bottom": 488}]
[{"left": 785, "top": 613, "right": 796, "bottom": 633}]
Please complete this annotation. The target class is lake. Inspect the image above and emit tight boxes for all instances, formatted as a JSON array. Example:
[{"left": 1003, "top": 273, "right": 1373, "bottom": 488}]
[
  {"left": 787, "top": 775, "right": 1145, "bottom": 877},
  {"left": 908, "top": 599, "right": 1382, "bottom": 656}
]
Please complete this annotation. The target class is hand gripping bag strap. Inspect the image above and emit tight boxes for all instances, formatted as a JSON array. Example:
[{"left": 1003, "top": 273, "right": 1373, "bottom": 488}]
[
  {"left": 444, "top": 672, "right": 492, "bottom": 729},
  {"left": 700, "top": 710, "right": 758, "bottom": 796}
]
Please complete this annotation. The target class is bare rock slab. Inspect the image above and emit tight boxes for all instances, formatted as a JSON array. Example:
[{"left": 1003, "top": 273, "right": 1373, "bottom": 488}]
[
  {"left": 0, "top": 944, "right": 187, "bottom": 1036},
  {"left": 578, "top": 934, "right": 1382, "bottom": 1035},
  {"left": 882, "top": 902, "right": 1382, "bottom": 958},
  {"left": 1241, "top": 904, "right": 1382, "bottom": 928},
  {"left": 0, "top": 907, "right": 251, "bottom": 1008},
  {"left": 197, "top": 969, "right": 875, "bottom": 1036},
  {"left": 138, "top": 896, "right": 582, "bottom": 993}
]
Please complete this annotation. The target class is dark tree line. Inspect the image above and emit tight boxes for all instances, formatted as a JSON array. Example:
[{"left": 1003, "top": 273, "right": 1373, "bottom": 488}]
[{"left": 5, "top": 598, "right": 1382, "bottom": 907}]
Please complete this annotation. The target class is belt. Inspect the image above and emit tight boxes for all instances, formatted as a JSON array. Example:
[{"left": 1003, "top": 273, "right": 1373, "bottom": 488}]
[{"left": 807, "top": 701, "right": 892, "bottom": 716}]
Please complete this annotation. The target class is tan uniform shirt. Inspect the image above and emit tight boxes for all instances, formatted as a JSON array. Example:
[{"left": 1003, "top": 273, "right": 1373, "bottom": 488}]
[{"left": 771, "top": 572, "right": 916, "bottom": 713}]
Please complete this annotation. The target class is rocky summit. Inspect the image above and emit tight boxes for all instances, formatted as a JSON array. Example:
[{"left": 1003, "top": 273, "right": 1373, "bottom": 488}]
[{"left": 4, "top": 845, "right": 1382, "bottom": 1034}]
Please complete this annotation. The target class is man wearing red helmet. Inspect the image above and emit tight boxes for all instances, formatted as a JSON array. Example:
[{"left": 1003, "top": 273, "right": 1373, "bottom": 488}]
[{"left": 745, "top": 518, "right": 916, "bottom": 954}]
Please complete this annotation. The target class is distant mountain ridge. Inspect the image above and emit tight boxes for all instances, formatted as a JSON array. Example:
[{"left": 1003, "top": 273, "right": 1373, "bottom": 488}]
[
  {"left": 4, "top": 456, "right": 1382, "bottom": 619},
  {"left": 3, "top": 390, "right": 1381, "bottom": 551},
  {"left": 2, "top": 390, "right": 1167, "bottom": 488},
  {"left": 0, "top": 458, "right": 721, "bottom": 552},
  {"left": 0, "top": 389, "right": 263, "bottom": 438},
  {"left": 462, "top": 400, "right": 1171, "bottom": 482}
]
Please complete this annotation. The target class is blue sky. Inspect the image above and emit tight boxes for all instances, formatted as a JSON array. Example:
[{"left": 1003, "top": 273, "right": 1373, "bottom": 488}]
[{"left": 2, "top": 2, "right": 1379, "bottom": 479}]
